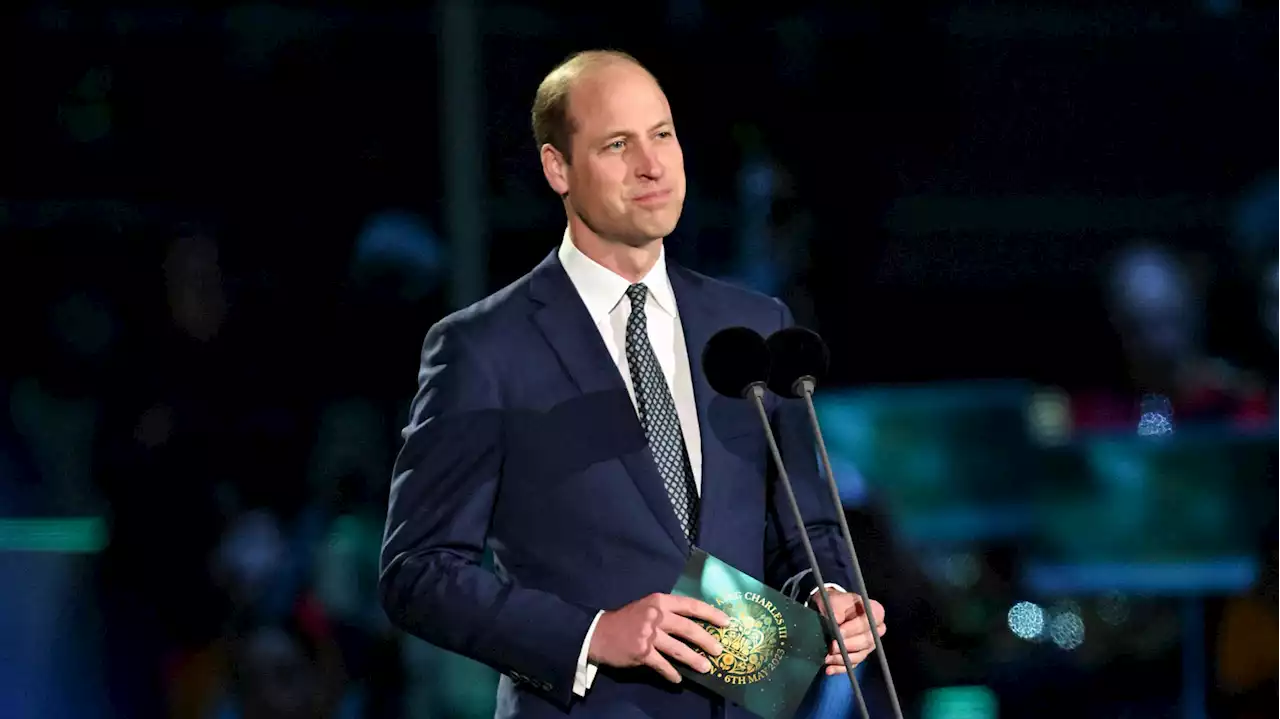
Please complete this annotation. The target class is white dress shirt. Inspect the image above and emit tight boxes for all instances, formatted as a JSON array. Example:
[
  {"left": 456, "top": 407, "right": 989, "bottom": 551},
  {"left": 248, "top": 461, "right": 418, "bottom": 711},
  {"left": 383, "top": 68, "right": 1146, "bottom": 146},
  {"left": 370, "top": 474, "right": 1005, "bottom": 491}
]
[
  {"left": 558, "top": 232, "right": 701, "bottom": 696},
  {"left": 557, "top": 232, "right": 703, "bottom": 493},
  {"left": 557, "top": 232, "right": 841, "bottom": 697}
]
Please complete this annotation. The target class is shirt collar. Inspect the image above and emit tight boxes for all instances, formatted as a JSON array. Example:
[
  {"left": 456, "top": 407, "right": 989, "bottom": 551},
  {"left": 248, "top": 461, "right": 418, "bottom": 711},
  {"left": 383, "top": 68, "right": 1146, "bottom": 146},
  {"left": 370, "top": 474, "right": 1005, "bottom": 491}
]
[{"left": 557, "top": 229, "right": 678, "bottom": 325}]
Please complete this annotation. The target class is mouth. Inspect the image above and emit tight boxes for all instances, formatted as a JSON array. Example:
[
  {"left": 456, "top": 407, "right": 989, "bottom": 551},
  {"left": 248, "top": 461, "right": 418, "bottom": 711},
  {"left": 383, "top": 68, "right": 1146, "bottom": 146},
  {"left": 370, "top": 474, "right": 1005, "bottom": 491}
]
[{"left": 632, "top": 189, "right": 671, "bottom": 205}]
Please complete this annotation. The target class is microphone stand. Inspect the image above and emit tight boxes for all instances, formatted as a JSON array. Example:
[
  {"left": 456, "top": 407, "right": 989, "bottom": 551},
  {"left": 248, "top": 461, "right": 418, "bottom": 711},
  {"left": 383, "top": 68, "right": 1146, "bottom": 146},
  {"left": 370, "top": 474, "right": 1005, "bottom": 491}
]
[
  {"left": 796, "top": 377, "right": 905, "bottom": 719},
  {"left": 746, "top": 384, "right": 872, "bottom": 719}
]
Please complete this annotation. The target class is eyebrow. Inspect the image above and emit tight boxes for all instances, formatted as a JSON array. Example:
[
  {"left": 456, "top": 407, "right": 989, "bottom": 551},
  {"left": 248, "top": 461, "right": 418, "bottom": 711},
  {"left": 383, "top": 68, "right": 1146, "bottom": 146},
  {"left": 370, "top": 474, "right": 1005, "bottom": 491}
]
[{"left": 596, "top": 119, "right": 673, "bottom": 143}]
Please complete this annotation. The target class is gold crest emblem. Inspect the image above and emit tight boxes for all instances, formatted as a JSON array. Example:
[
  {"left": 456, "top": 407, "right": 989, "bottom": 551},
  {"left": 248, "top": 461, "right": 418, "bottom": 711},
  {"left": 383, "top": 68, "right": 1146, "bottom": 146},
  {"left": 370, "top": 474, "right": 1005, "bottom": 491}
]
[{"left": 704, "top": 591, "right": 790, "bottom": 685}]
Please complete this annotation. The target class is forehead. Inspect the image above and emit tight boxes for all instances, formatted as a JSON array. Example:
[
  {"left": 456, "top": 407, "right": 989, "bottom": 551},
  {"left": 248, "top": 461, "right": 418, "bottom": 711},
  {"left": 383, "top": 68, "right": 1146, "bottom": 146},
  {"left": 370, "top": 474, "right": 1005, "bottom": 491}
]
[{"left": 567, "top": 63, "right": 671, "bottom": 138}]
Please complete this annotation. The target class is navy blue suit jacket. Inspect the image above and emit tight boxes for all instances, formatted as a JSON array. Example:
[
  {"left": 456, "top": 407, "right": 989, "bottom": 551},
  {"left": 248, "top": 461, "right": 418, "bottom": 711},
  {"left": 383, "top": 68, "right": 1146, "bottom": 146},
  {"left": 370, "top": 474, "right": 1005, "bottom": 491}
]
[{"left": 379, "top": 250, "right": 853, "bottom": 718}]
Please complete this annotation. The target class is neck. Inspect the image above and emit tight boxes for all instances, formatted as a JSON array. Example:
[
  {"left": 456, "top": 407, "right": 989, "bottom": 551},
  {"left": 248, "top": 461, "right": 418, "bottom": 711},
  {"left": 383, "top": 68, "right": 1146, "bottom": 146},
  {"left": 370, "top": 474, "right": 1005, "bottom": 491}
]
[{"left": 566, "top": 220, "right": 663, "bottom": 284}]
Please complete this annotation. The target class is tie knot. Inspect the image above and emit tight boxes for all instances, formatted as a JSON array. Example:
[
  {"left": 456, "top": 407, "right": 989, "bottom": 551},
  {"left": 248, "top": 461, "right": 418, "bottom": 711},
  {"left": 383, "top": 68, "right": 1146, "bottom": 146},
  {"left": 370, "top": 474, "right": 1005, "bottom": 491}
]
[{"left": 626, "top": 283, "right": 649, "bottom": 308}]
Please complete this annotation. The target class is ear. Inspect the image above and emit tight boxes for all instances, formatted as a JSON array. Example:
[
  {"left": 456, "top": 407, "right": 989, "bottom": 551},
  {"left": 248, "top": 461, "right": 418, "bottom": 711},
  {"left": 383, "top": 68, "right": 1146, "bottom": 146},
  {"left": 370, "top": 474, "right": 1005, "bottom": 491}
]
[{"left": 540, "top": 143, "right": 570, "bottom": 197}]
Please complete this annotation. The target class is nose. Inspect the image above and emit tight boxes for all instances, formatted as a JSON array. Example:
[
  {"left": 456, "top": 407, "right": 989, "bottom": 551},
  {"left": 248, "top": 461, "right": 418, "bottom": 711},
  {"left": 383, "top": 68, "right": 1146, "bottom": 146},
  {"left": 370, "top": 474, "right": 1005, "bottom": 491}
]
[{"left": 634, "top": 142, "right": 664, "bottom": 180}]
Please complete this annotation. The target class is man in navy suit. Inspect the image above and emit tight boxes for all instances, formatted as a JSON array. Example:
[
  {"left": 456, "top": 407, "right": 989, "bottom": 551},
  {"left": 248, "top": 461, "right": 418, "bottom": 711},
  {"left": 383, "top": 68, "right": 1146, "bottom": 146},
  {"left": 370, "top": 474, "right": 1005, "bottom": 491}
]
[{"left": 379, "top": 50, "right": 886, "bottom": 718}]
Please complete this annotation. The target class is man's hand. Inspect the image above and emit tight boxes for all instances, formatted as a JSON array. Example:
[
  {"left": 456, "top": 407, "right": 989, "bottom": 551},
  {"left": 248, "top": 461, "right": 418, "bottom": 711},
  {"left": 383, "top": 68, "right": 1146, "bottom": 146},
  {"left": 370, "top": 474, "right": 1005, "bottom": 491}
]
[
  {"left": 588, "top": 593, "right": 731, "bottom": 683},
  {"left": 812, "top": 591, "right": 887, "bottom": 675}
]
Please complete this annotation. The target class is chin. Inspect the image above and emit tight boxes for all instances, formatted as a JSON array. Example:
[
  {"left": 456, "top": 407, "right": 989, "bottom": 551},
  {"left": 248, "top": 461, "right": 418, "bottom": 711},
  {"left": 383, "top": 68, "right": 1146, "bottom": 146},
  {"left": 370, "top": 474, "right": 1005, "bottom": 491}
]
[
  {"left": 616, "top": 233, "right": 666, "bottom": 248},
  {"left": 638, "top": 211, "right": 682, "bottom": 240}
]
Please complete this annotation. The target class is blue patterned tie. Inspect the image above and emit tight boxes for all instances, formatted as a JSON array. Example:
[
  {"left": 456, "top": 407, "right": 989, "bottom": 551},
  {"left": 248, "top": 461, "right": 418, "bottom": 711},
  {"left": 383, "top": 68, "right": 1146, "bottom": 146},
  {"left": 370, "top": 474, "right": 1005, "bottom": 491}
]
[{"left": 624, "top": 283, "right": 699, "bottom": 542}]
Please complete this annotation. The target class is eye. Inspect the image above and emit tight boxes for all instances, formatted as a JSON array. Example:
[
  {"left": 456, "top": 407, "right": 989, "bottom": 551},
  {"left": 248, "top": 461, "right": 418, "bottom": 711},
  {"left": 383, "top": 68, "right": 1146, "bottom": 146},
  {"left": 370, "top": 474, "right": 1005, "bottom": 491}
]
[
  {"left": 607, "top": 139, "right": 626, "bottom": 151},
  {"left": 655, "top": 130, "right": 673, "bottom": 139}
]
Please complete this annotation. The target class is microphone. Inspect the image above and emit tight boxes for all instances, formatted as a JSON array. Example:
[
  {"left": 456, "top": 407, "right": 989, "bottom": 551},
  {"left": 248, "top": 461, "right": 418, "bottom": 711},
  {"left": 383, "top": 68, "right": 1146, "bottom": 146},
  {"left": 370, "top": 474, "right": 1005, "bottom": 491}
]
[
  {"left": 764, "top": 326, "right": 829, "bottom": 400},
  {"left": 701, "top": 327, "right": 872, "bottom": 719},
  {"left": 701, "top": 326, "right": 772, "bottom": 399},
  {"left": 765, "top": 327, "right": 905, "bottom": 719}
]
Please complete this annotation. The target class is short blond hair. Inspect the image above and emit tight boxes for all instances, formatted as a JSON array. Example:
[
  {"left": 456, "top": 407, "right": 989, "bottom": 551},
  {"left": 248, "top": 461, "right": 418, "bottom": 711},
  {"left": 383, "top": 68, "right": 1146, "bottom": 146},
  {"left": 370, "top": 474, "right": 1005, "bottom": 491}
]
[{"left": 531, "top": 49, "right": 648, "bottom": 164}]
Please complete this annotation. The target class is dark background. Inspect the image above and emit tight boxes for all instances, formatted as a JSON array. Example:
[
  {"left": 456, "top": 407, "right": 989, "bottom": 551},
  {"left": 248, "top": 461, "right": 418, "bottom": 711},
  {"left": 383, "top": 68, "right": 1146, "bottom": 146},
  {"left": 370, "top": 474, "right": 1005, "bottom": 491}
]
[{"left": 0, "top": 2, "right": 1274, "bottom": 718}]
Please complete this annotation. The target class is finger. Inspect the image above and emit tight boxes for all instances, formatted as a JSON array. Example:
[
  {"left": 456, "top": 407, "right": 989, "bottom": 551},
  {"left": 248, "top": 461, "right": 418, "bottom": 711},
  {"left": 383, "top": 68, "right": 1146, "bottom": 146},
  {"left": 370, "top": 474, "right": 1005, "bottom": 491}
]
[
  {"left": 837, "top": 616, "right": 888, "bottom": 639},
  {"left": 830, "top": 622, "right": 886, "bottom": 654},
  {"left": 838, "top": 616, "right": 871, "bottom": 641},
  {"left": 642, "top": 646, "right": 683, "bottom": 683},
  {"left": 662, "top": 613, "right": 724, "bottom": 656},
  {"left": 827, "top": 639, "right": 879, "bottom": 664},
  {"left": 827, "top": 637, "right": 874, "bottom": 659},
  {"left": 830, "top": 636, "right": 874, "bottom": 656},
  {"left": 867, "top": 599, "right": 886, "bottom": 625},
  {"left": 825, "top": 651, "right": 872, "bottom": 675},
  {"left": 666, "top": 595, "right": 731, "bottom": 627},
  {"left": 826, "top": 654, "right": 872, "bottom": 674},
  {"left": 653, "top": 631, "right": 714, "bottom": 675},
  {"left": 847, "top": 617, "right": 889, "bottom": 640}
]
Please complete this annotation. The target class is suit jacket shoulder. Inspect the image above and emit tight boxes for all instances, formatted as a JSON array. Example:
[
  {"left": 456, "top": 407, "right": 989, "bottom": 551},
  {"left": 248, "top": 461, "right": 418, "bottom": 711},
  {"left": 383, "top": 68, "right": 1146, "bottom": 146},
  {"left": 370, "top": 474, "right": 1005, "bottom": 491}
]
[
  {"left": 422, "top": 265, "right": 540, "bottom": 353},
  {"left": 428, "top": 252, "right": 795, "bottom": 364},
  {"left": 668, "top": 263, "right": 794, "bottom": 331}
]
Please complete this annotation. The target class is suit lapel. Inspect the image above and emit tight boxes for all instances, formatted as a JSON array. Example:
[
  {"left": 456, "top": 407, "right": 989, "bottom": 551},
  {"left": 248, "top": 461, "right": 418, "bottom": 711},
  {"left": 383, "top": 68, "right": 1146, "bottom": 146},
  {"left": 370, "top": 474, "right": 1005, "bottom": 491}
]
[{"left": 528, "top": 251, "right": 690, "bottom": 555}]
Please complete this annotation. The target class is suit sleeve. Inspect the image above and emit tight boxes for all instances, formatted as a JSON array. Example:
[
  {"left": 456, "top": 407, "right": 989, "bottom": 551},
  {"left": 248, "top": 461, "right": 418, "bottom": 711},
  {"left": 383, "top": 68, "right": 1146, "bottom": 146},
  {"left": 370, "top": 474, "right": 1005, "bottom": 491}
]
[
  {"left": 762, "top": 300, "right": 855, "bottom": 598},
  {"left": 379, "top": 319, "right": 597, "bottom": 707}
]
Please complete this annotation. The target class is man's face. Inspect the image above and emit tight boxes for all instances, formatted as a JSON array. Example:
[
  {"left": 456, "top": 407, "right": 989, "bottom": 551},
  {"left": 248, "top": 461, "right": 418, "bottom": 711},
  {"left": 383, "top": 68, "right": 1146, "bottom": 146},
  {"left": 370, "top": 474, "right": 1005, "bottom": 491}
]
[{"left": 550, "top": 62, "right": 686, "bottom": 245}]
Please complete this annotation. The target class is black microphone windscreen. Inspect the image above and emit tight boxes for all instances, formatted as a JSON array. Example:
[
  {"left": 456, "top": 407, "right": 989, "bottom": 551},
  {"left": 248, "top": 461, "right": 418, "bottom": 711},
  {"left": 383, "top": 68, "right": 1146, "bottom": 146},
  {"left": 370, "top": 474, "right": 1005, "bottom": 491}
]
[
  {"left": 701, "top": 327, "right": 770, "bottom": 398},
  {"left": 765, "top": 327, "right": 830, "bottom": 398}
]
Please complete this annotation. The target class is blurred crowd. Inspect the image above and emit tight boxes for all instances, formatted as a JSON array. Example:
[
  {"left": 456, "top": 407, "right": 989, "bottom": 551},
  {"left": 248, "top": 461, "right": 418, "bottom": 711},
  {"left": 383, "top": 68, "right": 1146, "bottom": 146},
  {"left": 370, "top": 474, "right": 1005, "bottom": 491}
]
[
  {"left": 4, "top": 212, "right": 451, "bottom": 718},
  {"left": 0, "top": 142, "right": 1274, "bottom": 718}
]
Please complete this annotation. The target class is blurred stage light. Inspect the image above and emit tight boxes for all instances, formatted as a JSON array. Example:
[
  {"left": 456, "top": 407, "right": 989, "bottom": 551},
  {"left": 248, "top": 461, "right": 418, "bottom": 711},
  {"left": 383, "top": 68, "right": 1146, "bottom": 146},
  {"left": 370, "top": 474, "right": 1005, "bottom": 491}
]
[
  {"left": 1028, "top": 388, "right": 1071, "bottom": 445},
  {"left": 1049, "top": 609, "right": 1086, "bottom": 650},
  {"left": 0, "top": 518, "right": 106, "bottom": 553},
  {"left": 1137, "top": 394, "right": 1174, "bottom": 437},
  {"left": 1007, "top": 601, "right": 1045, "bottom": 640},
  {"left": 922, "top": 685, "right": 997, "bottom": 719},
  {"left": 1096, "top": 593, "right": 1130, "bottom": 626}
]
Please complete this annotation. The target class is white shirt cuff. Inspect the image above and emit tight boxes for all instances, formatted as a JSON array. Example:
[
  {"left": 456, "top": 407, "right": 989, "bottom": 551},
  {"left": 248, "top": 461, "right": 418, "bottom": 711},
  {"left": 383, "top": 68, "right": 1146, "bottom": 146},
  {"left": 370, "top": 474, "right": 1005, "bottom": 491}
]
[
  {"left": 782, "top": 568, "right": 847, "bottom": 606},
  {"left": 807, "top": 583, "right": 847, "bottom": 607},
  {"left": 572, "top": 610, "right": 605, "bottom": 697}
]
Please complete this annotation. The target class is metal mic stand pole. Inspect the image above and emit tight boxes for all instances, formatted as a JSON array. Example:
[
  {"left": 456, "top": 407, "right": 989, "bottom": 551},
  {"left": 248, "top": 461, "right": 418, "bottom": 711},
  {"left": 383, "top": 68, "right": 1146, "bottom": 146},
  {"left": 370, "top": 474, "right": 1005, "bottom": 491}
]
[
  {"left": 747, "top": 384, "right": 871, "bottom": 719},
  {"left": 798, "top": 378, "right": 905, "bottom": 719}
]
